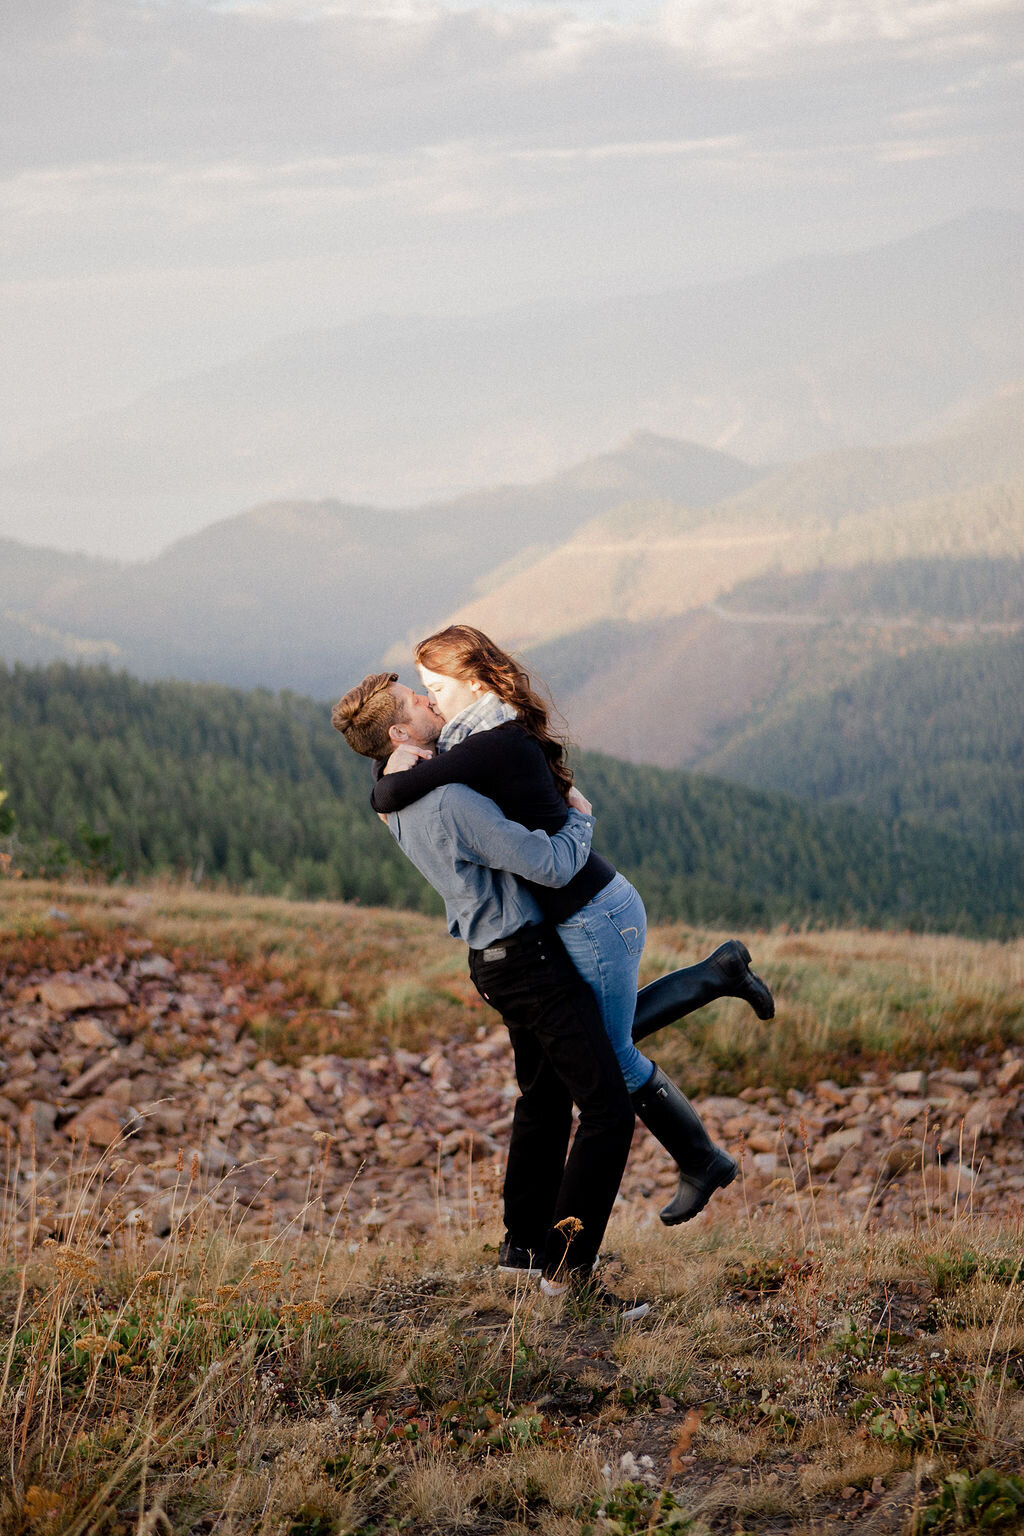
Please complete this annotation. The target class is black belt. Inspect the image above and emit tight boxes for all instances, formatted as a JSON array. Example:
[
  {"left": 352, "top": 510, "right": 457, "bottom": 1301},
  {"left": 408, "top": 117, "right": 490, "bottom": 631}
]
[{"left": 472, "top": 923, "right": 547, "bottom": 963}]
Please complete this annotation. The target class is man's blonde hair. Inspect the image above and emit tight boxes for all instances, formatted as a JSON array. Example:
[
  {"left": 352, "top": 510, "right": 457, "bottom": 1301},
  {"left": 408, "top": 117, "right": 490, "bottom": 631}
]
[{"left": 331, "top": 672, "right": 404, "bottom": 759}]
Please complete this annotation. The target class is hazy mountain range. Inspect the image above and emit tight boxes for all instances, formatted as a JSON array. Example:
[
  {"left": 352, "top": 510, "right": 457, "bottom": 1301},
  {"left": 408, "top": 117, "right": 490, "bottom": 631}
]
[
  {"left": 2, "top": 210, "right": 1022, "bottom": 559},
  {"left": 3, "top": 378, "right": 1022, "bottom": 862},
  {"left": 2, "top": 212, "right": 1022, "bottom": 883},
  {"left": 1, "top": 431, "right": 763, "bottom": 693}
]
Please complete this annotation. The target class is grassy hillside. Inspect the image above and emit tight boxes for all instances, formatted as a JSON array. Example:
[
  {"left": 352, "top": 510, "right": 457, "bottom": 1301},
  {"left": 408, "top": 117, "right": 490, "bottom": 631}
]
[
  {"left": 2, "top": 663, "right": 1021, "bottom": 935},
  {"left": 451, "top": 468, "right": 1024, "bottom": 654}
]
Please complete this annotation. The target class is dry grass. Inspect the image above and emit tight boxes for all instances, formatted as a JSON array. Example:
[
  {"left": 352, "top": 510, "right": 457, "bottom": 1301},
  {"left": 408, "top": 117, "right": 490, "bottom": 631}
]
[
  {"left": 2, "top": 879, "right": 1024, "bottom": 1532},
  {"left": 4, "top": 879, "right": 1022, "bottom": 1085},
  {"left": 0, "top": 1141, "right": 1021, "bottom": 1534}
]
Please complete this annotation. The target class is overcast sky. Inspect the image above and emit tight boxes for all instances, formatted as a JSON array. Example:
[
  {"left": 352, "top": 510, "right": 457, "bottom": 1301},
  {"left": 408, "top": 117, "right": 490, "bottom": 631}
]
[{"left": 1, "top": 0, "right": 1021, "bottom": 460}]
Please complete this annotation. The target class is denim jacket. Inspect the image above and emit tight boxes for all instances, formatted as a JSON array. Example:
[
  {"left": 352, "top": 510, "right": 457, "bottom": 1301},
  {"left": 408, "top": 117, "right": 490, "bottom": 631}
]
[{"left": 387, "top": 784, "right": 594, "bottom": 949}]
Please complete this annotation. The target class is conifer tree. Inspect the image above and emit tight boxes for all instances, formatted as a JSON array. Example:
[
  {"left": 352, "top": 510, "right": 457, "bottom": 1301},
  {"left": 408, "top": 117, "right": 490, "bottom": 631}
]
[{"left": 0, "top": 758, "right": 13, "bottom": 837}]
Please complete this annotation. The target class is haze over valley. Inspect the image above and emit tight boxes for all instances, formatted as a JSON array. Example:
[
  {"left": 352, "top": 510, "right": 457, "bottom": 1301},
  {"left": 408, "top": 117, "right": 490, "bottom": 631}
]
[
  {"left": 2, "top": 0, "right": 1022, "bottom": 930},
  {"left": 2, "top": 212, "right": 1021, "bottom": 560},
  {"left": 3, "top": 338, "right": 1022, "bottom": 912}
]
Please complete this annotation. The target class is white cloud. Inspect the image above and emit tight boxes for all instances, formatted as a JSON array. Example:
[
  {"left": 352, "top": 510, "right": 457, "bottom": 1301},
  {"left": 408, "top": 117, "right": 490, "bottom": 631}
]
[
  {"left": 655, "top": 0, "right": 1021, "bottom": 67},
  {"left": 510, "top": 135, "right": 745, "bottom": 162},
  {"left": 0, "top": 0, "right": 1021, "bottom": 451}
]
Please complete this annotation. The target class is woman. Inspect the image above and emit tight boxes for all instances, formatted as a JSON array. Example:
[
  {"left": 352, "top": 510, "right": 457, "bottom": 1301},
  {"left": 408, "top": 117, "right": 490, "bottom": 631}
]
[{"left": 371, "top": 624, "right": 774, "bottom": 1229}]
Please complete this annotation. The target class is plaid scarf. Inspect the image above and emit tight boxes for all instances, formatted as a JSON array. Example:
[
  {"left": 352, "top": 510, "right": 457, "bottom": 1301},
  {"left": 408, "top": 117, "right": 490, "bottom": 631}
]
[{"left": 438, "top": 692, "right": 517, "bottom": 752}]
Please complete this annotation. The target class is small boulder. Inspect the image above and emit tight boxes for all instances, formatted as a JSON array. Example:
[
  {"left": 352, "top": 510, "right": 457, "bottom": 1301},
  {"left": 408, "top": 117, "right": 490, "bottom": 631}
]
[
  {"left": 72, "top": 1016, "right": 118, "bottom": 1050},
  {"left": 882, "top": 1138, "right": 924, "bottom": 1176},
  {"left": 138, "top": 954, "right": 176, "bottom": 980},
  {"left": 19, "top": 1100, "right": 59, "bottom": 1143},
  {"left": 891, "top": 1071, "right": 928, "bottom": 1096},
  {"left": 64, "top": 1099, "right": 129, "bottom": 1147},
  {"left": 810, "top": 1128, "right": 865, "bottom": 1173},
  {"left": 941, "top": 1162, "right": 980, "bottom": 1195},
  {"left": 40, "top": 978, "right": 130, "bottom": 1014},
  {"left": 995, "top": 1058, "right": 1024, "bottom": 1092},
  {"left": 391, "top": 1138, "right": 434, "bottom": 1169}
]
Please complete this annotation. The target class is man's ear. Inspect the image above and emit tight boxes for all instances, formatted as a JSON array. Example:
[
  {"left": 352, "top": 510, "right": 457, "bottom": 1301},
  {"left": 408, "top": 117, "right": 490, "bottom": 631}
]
[{"left": 388, "top": 722, "right": 410, "bottom": 745}]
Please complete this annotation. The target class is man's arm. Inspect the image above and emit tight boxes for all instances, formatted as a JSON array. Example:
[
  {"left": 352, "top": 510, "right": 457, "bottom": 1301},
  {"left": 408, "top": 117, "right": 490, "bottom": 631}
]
[{"left": 438, "top": 787, "right": 594, "bottom": 888}]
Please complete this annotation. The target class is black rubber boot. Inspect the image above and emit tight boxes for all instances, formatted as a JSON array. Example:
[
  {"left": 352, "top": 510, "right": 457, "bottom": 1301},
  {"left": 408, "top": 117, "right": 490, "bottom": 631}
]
[
  {"left": 631, "top": 1065, "right": 738, "bottom": 1225},
  {"left": 632, "top": 940, "right": 774, "bottom": 1045}
]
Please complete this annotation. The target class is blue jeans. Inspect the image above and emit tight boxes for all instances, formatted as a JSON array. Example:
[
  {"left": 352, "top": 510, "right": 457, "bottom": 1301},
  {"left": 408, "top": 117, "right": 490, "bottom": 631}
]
[{"left": 557, "top": 873, "right": 655, "bottom": 1093}]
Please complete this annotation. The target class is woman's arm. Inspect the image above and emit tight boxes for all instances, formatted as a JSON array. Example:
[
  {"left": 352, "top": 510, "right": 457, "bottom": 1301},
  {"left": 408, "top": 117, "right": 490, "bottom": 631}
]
[{"left": 370, "top": 727, "right": 515, "bottom": 815}]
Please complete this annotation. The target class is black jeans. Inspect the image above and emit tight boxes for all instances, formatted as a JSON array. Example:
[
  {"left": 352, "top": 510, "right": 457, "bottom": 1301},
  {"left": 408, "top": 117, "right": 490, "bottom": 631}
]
[{"left": 468, "top": 924, "right": 634, "bottom": 1279}]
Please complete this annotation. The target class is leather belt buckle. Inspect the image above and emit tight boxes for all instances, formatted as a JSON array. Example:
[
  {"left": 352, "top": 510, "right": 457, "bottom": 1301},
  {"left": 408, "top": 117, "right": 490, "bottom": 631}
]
[{"left": 481, "top": 945, "right": 507, "bottom": 962}]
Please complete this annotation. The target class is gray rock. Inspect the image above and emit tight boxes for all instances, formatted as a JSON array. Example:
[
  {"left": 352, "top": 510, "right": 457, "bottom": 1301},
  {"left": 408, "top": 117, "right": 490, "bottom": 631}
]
[{"left": 890, "top": 1071, "right": 928, "bottom": 1096}]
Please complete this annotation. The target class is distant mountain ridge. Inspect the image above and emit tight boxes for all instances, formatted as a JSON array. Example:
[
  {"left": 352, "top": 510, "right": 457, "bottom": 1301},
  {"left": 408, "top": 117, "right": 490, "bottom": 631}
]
[
  {"left": 1, "top": 211, "right": 1021, "bottom": 557},
  {"left": 2, "top": 383, "right": 1022, "bottom": 863},
  {"left": 448, "top": 386, "right": 1024, "bottom": 649},
  {"left": 3, "top": 386, "right": 1022, "bottom": 696},
  {"left": 8, "top": 433, "right": 763, "bottom": 696}
]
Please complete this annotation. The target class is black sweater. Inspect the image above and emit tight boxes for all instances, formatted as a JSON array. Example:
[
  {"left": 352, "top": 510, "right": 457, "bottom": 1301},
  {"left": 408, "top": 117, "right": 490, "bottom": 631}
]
[{"left": 371, "top": 721, "right": 615, "bottom": 923}]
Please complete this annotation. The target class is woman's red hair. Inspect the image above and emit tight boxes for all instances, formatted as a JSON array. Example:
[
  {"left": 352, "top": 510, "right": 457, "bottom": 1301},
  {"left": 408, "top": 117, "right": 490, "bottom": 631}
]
[{"left": 414, "top": 624, "right": 573, "bottom": 800}]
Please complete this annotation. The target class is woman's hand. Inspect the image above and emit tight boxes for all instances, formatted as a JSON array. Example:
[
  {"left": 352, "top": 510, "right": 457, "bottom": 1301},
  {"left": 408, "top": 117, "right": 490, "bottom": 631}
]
[
  {"left": 384, "top": 744, "right": 433, "bottom": 774},
  {"left": 567, "top": 784, "right": 593, "bottom": 817}
]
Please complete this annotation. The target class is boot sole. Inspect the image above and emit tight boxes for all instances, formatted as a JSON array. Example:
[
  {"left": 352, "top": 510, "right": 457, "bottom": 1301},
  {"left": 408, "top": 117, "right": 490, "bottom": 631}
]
[{"left": 661, "top": 1157, "right": 738, "bottom": 1226}]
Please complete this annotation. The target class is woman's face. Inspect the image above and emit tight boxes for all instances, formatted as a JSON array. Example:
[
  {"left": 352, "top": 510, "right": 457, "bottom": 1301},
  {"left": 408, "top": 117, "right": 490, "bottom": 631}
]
[{"left": 416, "top": 663, "right": 483, "bottom": 722}]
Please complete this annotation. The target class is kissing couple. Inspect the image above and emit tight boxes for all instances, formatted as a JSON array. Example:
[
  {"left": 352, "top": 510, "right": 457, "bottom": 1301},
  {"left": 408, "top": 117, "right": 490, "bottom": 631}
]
[{"left": 333, "top": 624, "right": 774, "bottom": 1317}]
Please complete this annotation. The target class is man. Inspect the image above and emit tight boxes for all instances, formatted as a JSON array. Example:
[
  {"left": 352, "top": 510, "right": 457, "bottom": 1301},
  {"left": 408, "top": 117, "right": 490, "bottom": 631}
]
[{"left": 333, "top": 671, "right": 648, "bottom": 1317}]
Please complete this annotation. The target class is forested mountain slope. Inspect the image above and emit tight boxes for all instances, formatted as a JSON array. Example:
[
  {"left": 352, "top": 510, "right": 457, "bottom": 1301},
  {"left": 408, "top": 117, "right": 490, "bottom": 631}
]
[
  {"left": 1, "top": 664, "right": 1020, "bottom": 935},
  {"left": 699, "top": 633, "right": 1024, "bottom": 853}
]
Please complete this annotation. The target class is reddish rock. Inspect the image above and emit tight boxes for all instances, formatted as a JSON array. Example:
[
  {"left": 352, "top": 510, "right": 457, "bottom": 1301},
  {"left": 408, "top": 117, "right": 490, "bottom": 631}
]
[
  {"left": 747, "top": 1128, "right": 786, "bottom": 1155},
  {"left": 137, "top": 955, "right": 175, "bottom": 979},
  {"left": 7, "top": 1023, "right": 48, "bottom": 1052},
  {"left": 814, "top": 1080, "right": 849, "bottom": 1106},
  {"left": 964, "top": 1097, "right": 1014, "bottom": 1136},
  {"left": 995, "top": 1058, "right": 1024, "bottom": 1091},
  {"left": 142, "top": 1103, "right": 188, "bottom": 1136},
  {"left": 891, "top": 1097, "right": 929, "bottom": 1121},
  {"left": 941, "top": 1162, "right": 980, "bottom": 1195},
  {"left": 277, "top": 1092, "right": 317, "bottom": 1129},
  {"left": 882, "top": 1139, "right": 924, "bottom": 1176},
  {"left": 64, "top": 1100, "right": 128, "bottom": 1146},
  {"left": 937, "top": 1069, "right": 981, "bottom": 1091},
  {"left": 104, "top": 1077, "right": 137, "bottom": 1107},
  {"left": 71, "top": 1016, "right": 118, "bottom": 1049},
  {"left": 40, "top": 978, "right": 130, "bottom": 1013},
  {"left": 391, "top": 1138, "right": 435, "bottom": 1169}
]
